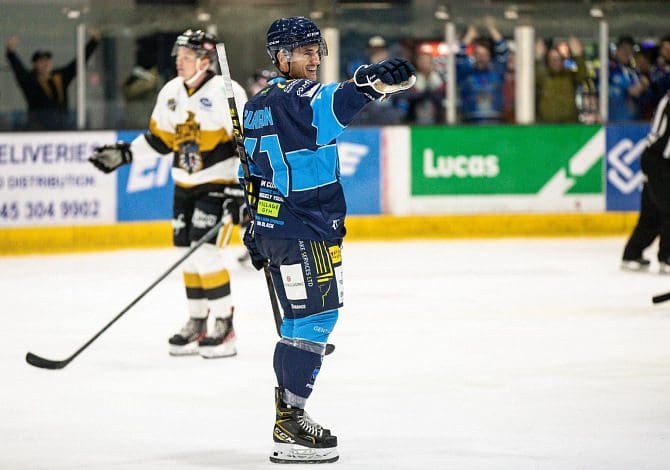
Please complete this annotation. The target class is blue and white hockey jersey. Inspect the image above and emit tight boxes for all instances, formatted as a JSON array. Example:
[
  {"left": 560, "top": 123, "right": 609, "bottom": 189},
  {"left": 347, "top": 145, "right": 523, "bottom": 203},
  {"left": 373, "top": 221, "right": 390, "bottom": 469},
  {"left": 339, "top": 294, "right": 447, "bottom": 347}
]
[{"left": 242, "top": 77, "right": 372, "bottom": 240}]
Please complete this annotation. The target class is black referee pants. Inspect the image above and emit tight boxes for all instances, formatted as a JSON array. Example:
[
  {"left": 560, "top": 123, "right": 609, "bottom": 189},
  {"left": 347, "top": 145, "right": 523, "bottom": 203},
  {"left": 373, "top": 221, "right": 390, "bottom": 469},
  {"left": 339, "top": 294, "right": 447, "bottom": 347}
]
[{"left": 623, "top": 169, "right": 670, "bottom": 262}]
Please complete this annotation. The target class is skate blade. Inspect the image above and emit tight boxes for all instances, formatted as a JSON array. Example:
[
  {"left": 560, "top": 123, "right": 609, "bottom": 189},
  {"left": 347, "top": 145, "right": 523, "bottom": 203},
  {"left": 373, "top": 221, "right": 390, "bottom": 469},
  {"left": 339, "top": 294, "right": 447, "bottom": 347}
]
[
  {"left": 198, "top": 342, "right": 237, "bottom": 359},
  {"left": 269, "top": 442, "right": 339, "bottom": 464},
  {"left": 168, "top": 342, "right": 200, "bottom": 356},
  {"left": 621, "top": 261, "right": 650, "bottom": 272}
]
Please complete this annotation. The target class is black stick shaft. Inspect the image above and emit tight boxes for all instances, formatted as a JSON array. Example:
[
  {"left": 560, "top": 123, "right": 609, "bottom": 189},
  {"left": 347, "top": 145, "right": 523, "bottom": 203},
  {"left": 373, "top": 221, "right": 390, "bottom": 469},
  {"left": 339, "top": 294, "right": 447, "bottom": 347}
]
[
  {"left": 216, "top": 43, "right": 283, "bottom": 334},
  {"left": 26, "top": 220, "right": 224, "bottom": 369}
]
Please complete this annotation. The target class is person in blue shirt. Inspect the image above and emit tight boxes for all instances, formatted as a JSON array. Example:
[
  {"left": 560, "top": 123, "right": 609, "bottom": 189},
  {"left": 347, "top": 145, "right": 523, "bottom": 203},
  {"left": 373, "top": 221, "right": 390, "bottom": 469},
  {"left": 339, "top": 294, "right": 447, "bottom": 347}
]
[
  {"left": 456, "top": 16, "right": 510, "bottom": 123},
  {"left": 650, "top": 36, "right": 670, "bottom": 107},
  {"left": 240, "top": 16, "right": 415, "bottom": 464},
  {"left": 607, "top": 36, "right": 651, "bottom": 122}
]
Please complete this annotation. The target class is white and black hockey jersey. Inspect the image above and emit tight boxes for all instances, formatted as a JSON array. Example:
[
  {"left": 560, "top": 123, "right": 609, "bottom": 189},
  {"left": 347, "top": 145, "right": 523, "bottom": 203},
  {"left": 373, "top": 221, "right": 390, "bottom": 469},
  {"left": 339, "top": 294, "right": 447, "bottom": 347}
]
[{"left": 130, "top": 71, "right": 248, "bottom": 187}]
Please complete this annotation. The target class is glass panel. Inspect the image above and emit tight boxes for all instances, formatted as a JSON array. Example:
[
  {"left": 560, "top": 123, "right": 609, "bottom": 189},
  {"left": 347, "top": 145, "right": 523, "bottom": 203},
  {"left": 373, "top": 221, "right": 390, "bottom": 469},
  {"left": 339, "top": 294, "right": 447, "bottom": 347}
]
[{"left": 1, "top": 0, "right": 668, "bottom": 130}]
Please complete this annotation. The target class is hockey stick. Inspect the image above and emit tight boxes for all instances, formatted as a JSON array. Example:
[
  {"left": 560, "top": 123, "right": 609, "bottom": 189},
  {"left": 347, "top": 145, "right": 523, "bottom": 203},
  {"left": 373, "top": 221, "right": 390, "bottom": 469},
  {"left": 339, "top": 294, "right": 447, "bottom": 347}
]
[
  {"left": 215, "top": 43, "right": 335, "bottom": 355},
  {"left": 652, "top": 292, "right": 670, "bottom": 304},
  {"left": 26, "top": 219, "right": 229, "bottom": 370}
]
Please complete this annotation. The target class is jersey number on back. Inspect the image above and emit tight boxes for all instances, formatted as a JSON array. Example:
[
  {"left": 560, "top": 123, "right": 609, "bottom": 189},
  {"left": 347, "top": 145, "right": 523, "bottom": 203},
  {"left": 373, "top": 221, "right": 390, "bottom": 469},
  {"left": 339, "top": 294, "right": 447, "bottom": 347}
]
[{"left": 244, "top": 134, "right": 289, "bottom": 196}]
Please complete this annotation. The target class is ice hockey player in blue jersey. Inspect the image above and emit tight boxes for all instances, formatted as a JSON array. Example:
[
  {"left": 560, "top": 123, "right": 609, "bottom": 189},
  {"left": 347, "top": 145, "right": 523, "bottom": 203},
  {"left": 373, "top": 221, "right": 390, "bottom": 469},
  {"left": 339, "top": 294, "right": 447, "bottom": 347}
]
[{"left": 240, "top": 16, "right": 416, "bottom": 464}]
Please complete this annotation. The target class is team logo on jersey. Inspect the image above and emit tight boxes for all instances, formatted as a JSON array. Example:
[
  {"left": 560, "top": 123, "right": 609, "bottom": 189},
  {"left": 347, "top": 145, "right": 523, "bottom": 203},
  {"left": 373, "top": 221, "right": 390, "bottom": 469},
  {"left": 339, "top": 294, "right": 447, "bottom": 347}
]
[
  {"left": 296, "top": 81, "right": 319, "bottom": 98},
  {"left": 178, "top": 142, "right": 203, "bottom": 173},
  {"left": 199, "top": 97, "right": 213, "bottom": 109},
  {"left": 167, "top": 98, "right": 176, "bottom": 111},
  {"left": 175, "top": 111, "right": 203, "bottom": 173}
]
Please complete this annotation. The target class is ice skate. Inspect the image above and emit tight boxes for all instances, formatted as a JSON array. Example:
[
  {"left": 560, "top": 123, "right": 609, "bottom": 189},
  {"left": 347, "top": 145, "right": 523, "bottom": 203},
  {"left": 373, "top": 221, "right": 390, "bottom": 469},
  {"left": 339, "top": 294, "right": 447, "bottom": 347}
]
[
  {"left": 198, "top": 316, "right": 237, "bottom": 358},
  {"left": 621, "top": 257, "right": 651, "bottom": 272},
  {"left": 168, "top": 317, "right": 207, "bottom": 356},
  {"left": 270, "top": 387, "right": 338, "bottom": 464}
]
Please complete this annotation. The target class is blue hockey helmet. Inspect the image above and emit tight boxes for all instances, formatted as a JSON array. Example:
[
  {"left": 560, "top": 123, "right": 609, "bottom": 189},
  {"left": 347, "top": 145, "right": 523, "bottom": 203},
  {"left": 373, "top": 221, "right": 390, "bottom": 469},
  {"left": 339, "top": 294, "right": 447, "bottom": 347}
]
[
  {"left": 172, "top": 29, "right": 217, "bottom": 61},
  {"left": 266, "top": 16, "right": 328, "bottom": 66}
]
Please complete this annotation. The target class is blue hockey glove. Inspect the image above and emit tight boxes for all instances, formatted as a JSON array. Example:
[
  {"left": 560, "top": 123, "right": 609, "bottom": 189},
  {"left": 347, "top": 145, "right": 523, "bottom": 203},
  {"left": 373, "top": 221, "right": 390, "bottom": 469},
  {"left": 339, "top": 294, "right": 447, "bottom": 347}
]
[
  {"left": 354, "top": 57, "right": 417, "bottom": 99},
  {"left": 243, "top": 222, "right": 266, "bottom": 271},
  {"left": 89, "top": 141, "right": 132, "bottom": 173}
]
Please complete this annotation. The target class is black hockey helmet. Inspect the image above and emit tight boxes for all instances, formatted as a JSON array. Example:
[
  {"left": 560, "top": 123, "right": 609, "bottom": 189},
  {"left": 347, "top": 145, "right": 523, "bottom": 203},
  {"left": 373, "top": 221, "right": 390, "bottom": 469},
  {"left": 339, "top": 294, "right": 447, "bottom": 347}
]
[
  {"left": 172, "top": 29, "right": 217, "bottom": 61},
  {"left": 266, "top": 16, "right": 328, "bottom": 66}
]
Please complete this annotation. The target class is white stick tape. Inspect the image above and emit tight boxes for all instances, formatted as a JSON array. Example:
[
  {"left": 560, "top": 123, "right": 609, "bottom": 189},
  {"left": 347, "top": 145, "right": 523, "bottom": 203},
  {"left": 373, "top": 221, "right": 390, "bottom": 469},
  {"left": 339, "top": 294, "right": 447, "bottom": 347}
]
[{"left": 215, "top": 43, "right": 235, "bottom": 97}]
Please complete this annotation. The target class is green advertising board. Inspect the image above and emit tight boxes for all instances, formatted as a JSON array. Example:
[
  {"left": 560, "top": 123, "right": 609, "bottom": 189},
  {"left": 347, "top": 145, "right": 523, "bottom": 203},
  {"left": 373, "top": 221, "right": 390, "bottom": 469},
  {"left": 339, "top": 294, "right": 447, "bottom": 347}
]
[{"left": 411, "top": 125, "right": 603, "bottom": 196}]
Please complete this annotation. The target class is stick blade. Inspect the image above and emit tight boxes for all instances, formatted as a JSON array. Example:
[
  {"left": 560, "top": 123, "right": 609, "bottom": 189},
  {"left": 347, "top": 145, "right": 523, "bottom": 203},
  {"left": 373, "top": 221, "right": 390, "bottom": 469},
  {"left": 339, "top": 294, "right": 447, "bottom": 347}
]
[
  {"left": 26, "top": 352, "right": 69, "bottom": 370},
  {"left": 652, "top": 292, "right": 670, "bottom": 304}
]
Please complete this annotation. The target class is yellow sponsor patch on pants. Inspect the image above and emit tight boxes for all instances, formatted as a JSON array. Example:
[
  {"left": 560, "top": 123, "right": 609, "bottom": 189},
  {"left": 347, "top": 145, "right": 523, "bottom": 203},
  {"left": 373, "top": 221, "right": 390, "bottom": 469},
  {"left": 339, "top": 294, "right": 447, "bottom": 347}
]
[{"left": 328, "top": 245, "right": 341, "bottom": 264}]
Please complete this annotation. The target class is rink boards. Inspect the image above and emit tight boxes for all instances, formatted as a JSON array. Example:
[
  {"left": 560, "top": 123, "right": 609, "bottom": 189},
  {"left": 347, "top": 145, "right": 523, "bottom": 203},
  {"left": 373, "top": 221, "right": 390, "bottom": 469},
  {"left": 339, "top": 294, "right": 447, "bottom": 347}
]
[{"left": 0, "top": 124, "right": 644, "bottom": 254}]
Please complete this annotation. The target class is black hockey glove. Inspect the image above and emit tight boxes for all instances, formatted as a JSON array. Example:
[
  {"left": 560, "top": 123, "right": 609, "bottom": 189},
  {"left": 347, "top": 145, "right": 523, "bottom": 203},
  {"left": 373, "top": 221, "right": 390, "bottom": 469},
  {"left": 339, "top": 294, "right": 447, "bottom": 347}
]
[
  {"left": 221, "top": 185, "right": 246, "bottom": 225},
  {"left": 354, "top": 57, "right": 417, "bottom": 100},
  {"left": 242, "top": 222, "right": 266, "bottom": 271},
  {"left": 89, "top": 142, "right": 132, "bottom": 173}
]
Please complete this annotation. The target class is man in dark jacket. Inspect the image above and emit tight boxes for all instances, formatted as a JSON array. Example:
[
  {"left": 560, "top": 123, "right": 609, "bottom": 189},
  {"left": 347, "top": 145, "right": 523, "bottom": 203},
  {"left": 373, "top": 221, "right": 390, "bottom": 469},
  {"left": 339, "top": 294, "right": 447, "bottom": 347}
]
[{"left": 5, "top": 32, "right": 99, "bottom": 130}]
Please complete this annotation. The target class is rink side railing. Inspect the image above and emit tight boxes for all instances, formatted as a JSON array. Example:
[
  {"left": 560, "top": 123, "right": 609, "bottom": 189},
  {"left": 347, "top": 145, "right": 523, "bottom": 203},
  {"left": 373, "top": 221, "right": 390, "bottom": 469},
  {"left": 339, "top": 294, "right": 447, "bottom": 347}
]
[{"left": 0, "top": 124, "right": 644, "bottom": 255}]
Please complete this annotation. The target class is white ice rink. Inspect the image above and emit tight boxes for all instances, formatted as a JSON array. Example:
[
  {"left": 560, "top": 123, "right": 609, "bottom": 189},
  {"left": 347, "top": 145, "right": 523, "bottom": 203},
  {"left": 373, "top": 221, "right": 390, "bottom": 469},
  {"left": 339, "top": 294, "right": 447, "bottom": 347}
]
[{"left": 2, "top": 237, "right": 670, "bottom": 470}]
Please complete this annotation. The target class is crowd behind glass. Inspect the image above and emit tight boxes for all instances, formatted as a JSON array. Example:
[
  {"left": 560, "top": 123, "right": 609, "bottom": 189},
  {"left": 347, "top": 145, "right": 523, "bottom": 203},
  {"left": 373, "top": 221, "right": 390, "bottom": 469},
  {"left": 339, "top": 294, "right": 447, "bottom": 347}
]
[{"left": 2, "top": 15, "right": 669, "bottom": 131}]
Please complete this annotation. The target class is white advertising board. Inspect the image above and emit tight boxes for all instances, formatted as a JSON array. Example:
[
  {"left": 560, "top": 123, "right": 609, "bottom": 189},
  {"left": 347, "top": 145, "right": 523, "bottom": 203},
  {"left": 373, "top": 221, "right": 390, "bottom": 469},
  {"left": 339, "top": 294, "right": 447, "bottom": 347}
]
[{"left": 0, "top": 131, "right": 117, "bottom": 227}]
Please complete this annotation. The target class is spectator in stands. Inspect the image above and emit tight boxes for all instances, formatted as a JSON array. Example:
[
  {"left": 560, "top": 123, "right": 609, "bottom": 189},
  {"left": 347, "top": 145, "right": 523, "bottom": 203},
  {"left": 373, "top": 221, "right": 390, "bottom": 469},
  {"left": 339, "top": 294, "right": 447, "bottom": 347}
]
[
  {"left": 121, "top": 37, "right": 163, "bottom": 130},
  {"left": 5, "top": 31, "right": 100, "bottom": 130},
  {"left": 535, "top": 36, "right": 588, "bottom": 123},
  {"left": 635, "top": 47, "right": 656, "bottom": 120},
  {"left": 650, "top": 35, "right": 670, "bottom": 106},
  {"left": 367, "top": 35, "right": 389, "bottom": 63},
  {"left": 350, "top": 35, "right": 405, "bottom": 125},
  {"left": 346, "top": 35, "right": 389, "bottom": 78},
  {"left": 246, "top": 68, "right": 277, "bottom": 97},
  {"left": 577, "top": 75, "right": 600, "bottom": 124},
  {"left": 404, "top": 48, "right": 445, "bottom": 125},
  {"left": 456, "top": 16, "right": 510, "bottom": 124},
  {"left": 122, "top": 66, "right": 162, "bottom": 130},
  {"left": 607, "top": 36, "right": 650, "bottom": 122}
]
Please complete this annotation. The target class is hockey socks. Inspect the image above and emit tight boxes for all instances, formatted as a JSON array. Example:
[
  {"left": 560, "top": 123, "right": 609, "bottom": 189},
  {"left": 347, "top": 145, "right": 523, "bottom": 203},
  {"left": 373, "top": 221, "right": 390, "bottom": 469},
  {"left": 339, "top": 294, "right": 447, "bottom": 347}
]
[{"left": 273, "top": 340, "right": 325, "bottom": 402}]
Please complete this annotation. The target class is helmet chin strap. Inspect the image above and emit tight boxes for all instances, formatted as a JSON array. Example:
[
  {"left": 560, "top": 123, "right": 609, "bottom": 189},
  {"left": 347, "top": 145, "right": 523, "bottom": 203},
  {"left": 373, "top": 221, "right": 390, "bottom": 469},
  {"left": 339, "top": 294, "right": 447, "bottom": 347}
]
[
  {"left": 277, "top": 60, "right": 295, "bottom": 80},
  {"left": 185, "top": 57, "right": 207, "bottom": 87}
]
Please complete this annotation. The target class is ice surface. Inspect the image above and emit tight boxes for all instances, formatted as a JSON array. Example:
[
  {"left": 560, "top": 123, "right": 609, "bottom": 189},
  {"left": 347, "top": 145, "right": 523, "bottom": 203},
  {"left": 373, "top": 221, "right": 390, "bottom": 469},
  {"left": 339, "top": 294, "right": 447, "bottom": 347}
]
[{"left": 2, "top": 237, "right": 670, "bottom": 469}]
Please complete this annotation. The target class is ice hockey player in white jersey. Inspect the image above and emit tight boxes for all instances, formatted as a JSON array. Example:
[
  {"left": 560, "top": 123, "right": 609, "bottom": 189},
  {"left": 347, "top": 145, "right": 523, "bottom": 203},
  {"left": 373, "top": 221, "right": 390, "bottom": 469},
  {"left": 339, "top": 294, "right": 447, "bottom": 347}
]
[{"left": 89, "top": 29, "right": 248, "bottom": 359}]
